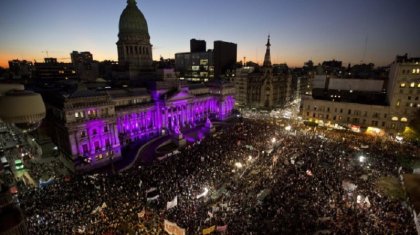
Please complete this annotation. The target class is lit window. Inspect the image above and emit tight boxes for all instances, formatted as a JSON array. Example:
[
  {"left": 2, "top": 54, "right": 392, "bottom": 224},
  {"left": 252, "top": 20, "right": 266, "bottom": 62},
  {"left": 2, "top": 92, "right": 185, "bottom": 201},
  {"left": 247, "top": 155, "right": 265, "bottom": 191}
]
[
  {"left": 410, "top": 103, "right": 414, "bottom": 107},
  {"left": 401, "top": 117, "right": 408, "bottom": 122},
  {"left": 396, "top": 100, "right": 400, "bottom": 107},
  {"left": 413, "top": 69, "right": 416, "bottom": 74},
  {"left": 410, "top": 82, "right": 415, "bottom": 88},
  {"left": 75, "top": 112, "right": 79, "bottom": 118},
  {"left": 417, "top": 68, "right": 420, "bottom": 74},
  {"left": 400, "top": 83, "right": 406, "bottom": 88},
  {"left": 391, "top": 116, "right": 398, "bottom": 121},
  {"left": 418, "top": 83, "right": 420, "bottom": 88}
]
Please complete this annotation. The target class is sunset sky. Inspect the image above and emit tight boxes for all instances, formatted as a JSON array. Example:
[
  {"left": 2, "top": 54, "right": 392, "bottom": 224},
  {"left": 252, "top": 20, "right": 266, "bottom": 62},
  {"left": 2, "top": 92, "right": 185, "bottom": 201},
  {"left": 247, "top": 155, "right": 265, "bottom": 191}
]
[{"left": 0, "top": 0, "right": 419, "bottom": 68}]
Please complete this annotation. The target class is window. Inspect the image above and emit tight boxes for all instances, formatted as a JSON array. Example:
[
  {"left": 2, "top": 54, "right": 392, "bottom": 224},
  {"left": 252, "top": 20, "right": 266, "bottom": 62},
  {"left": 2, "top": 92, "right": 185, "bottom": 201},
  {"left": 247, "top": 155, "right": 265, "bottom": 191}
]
[
  {"left": 81, "top": 131, "right": 86, "bottom": 137},
  {"left": 82, "top": 144, "right": 89, "bottom": 154},
  {"left": 92, "top": 129, "right": 97, "bottom": 135},
  {"left": 408, "top": 96, "right": 412, "bottom": 100},
  {"left": 417, "top": 68, "right": 420, "bottom": 74},
  {"left": 75, "top": 112, "right": 79, "bottom": 118},
  {"left": 400, "top": 83, "right": 406, "bottom": 88},
  {"left": 371, "top": 120, "right": 378, "bottom": 126},
  {"left": 410, "top": 82, "right": 415, "bottom": 88},
  {"left": 396, "top": 100, "right": 400, "bottom": 107},
  {"left": 401, "top": 117, "right": 408, "bottom": 122},
  {"left": 413, "top": 69, "right": 416, "bottom": 74},
  {"left": 382, "top": 122, "right": 385, "bottom": 127},
  {"left": 392, "top": 116, "right": 398, "bottom": 121},
  {"left": 348, "top": 109, "right": 351, "bottom": 115},
  {"left": 104, "top": 126, "right": 109, "bottom": 132}
]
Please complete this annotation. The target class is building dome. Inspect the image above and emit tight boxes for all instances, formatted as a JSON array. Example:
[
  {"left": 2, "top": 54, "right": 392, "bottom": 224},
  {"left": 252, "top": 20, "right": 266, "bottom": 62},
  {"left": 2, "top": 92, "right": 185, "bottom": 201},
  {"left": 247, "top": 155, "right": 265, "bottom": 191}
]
[
  {"left": 0, "top": 90, "right": 46, "bottom": 132},
  {"left": 119, "top": 0, "right": 149, "bottom": 38}
]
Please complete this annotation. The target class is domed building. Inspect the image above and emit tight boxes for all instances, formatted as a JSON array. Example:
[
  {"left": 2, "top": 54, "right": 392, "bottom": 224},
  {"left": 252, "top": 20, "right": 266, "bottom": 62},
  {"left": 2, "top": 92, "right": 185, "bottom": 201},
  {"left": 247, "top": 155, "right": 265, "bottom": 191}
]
[
  {"left": 117, "top": 0, "right": 153, "bottom": 78},
  {"left": 0, "top": 85, "right": 45, "bottom": 132}
]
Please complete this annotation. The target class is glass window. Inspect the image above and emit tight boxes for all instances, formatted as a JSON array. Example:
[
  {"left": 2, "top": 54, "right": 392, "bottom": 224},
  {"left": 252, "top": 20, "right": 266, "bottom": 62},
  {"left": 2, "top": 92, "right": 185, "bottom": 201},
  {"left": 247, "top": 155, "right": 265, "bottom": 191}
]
[
  {"left": 400, "top": 83, "right": 406, "bottom": 88},
  {"left": 391, "top": 116, "right": 398, "bottom": 121},
  {"left": 401, "top": 117, "right": 408, "bottom": 122},
  {"left": 75, "top": 112, "right": 79, "bottom": 118},
  {"left": 410, "top": 82, "right": 415, "bottom": 88}
]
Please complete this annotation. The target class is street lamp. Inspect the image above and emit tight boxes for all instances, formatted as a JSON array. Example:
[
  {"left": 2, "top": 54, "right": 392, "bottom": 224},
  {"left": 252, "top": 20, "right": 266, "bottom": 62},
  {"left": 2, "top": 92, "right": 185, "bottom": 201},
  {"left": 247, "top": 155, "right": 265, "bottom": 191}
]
[{"left": 271, "top": 137, "right": 276, "bottom": 143}]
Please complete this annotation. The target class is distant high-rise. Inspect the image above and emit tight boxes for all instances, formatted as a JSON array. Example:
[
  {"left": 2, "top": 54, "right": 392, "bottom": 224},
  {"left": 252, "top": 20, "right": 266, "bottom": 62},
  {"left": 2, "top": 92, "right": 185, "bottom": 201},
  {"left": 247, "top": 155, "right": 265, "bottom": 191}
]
[
  {"left": 190, "top": 39, "right": 206, "bottom": 53},
  {"left": 213, "top": 41, "right": 237, "bottom": 79},
  {"left": 71, "top": 51, "right": 99, "bottom": 82},
  {"left": 8, "top": 60, "right": 33, "bottom": 79},
  {"left": 116, "top": 0, "right": 153, "bottom": 78},
  {"left": 71, "top": 51, "right": 93, "bottom": 65},
  {"left": 175, "top": 39, "right": 237, "bottom": 82}
]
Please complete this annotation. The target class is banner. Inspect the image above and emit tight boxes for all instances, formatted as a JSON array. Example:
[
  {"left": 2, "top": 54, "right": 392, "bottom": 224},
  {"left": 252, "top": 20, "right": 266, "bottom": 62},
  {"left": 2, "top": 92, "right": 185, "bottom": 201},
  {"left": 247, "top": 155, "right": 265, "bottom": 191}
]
[
  {"left": 146, "top": 187, "right": 159, "bottom": 201},
  {"left": 202, "top": 225, "right": 216, "bottom": 234},
  {"left": 146, "top": 187, "right": 157, "bottom": 194},
  {"left": 164, "top": 219, "right": 186, "bottom": 235},
  {"left": 166, "top": 196, "right": 178, "bottom": 210},
  {"left": 216, "top": 225, "right": 228, "bottom": 232},
  {"left": 147, "top": 195, "right": 159, "bottom": 202}
]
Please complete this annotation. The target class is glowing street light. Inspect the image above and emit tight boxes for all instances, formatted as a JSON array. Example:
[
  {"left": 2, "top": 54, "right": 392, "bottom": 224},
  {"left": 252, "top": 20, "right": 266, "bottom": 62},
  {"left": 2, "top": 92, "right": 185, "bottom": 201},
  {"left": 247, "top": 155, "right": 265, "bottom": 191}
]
[
  {"left": 359, "top": 155, "right": 366, "bottom": 163},
  {"left": 285, "top": 125, "right": 292, "bottom": 131},
  {"left": 235, "top": 162, "right": 243, "bottom": 169},
  {"left": 271, "top": 137, "right": 276, "bottom": 143}
]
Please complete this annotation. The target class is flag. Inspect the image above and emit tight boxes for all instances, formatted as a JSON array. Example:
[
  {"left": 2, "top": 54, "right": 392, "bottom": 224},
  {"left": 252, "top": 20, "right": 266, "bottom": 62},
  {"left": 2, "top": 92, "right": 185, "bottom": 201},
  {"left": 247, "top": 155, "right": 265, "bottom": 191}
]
[
  {"left": 216, "top": 225, "right": 228, "bottom": 232},
  {"left": 147, "top": 195, "right": 159, "bottom": 202},
  {"left": 202, "top": 225, "right": 216, "bottom": 234},
  {"left": 166, "top": 196, "right": 178, "bottom": 210},
  {"left": 138, "top": 208, "right": 145, "bottom": 218}
]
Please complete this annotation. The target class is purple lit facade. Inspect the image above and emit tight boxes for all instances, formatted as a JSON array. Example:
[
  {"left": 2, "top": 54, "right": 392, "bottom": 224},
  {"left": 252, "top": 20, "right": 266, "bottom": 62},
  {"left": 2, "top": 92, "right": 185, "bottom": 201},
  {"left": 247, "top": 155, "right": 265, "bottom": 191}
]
[
  {"left": 115, "top": 86, "right": 235, "bottom": 145},
  {"left": 48, "top": 84, "right": 235, "bottom": 171}
]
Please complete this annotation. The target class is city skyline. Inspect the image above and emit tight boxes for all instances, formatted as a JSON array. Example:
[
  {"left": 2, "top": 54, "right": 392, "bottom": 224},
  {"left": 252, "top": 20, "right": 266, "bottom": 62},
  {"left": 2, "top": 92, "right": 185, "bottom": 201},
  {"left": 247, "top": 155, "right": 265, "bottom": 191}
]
[{"left": 1, "top": 0, "right": 419, "bottom": 68}]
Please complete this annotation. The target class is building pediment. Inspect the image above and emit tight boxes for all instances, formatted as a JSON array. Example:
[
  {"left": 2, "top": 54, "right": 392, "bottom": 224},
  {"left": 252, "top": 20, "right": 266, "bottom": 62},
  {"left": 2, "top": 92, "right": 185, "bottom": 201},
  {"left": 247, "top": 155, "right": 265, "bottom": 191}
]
[{"left": 166, "top": 88, "right": 194, "bottom": 102}]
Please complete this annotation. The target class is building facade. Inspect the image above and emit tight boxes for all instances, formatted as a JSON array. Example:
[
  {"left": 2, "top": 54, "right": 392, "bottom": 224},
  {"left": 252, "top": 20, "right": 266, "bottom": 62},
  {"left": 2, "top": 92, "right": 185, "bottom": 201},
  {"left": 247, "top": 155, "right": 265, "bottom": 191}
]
[
  {"left": 116, "top": 0, "right": 153, "bottom": 78},
  {"left": 71, "top": 51, "right": 99, "bottom": 82},
  {"left": 34, "top": 58, "right": 78, "bottom": 80},
  {"left": 234, "top": 36, "right": 288, "bottom": 109},
  {"left": 213, "top": 41, "right": 237, "bottom": 79},
  {"left": 45, "top": 83, "right": 235, "bottom": 170},
  {"left": 175, "top": 50, "right": 214, "bottom": 82},
  {"left": 175, "top": 39, "right": 237, "bottom": 82},
  {"left": 301, "top": 54, "right": 420, "bottom": 135}
]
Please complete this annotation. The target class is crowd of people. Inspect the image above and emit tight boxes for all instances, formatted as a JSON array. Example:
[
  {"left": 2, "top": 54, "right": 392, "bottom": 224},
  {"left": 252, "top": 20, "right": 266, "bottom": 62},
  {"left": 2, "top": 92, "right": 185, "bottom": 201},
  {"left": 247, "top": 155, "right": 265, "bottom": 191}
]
[{"left": 18, "top": 118, "right": 418, "bottom": 234}]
